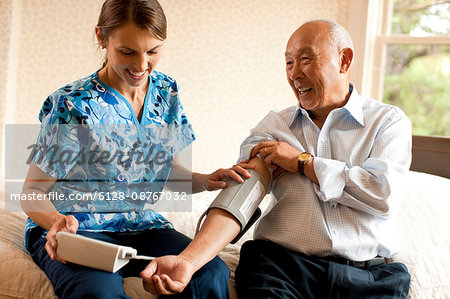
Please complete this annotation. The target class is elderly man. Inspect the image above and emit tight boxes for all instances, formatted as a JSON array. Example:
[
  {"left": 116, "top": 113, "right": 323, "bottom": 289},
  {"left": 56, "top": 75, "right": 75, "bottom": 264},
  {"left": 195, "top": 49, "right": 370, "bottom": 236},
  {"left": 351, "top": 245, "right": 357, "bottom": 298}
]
[{"left": 141, "top": 20, "right": 412, "bottom": 298}]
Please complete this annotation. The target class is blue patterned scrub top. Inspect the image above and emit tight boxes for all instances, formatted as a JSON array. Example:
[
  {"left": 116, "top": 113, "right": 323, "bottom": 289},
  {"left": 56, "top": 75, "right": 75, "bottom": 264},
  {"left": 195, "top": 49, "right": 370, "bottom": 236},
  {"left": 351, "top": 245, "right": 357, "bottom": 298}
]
[{"left": 24, "top": 70, "right": 195, "bottom": 248}]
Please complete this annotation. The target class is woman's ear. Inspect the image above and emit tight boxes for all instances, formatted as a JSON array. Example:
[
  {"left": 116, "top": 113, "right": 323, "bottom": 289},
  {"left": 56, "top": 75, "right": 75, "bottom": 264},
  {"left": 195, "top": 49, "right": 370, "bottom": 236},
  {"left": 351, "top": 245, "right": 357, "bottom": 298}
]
[
  {"left": 95, "top": 27, "right": 105, "bottom": 49},
  {"left": 339, "top": 48, "right": 353, "bottom": 73}
]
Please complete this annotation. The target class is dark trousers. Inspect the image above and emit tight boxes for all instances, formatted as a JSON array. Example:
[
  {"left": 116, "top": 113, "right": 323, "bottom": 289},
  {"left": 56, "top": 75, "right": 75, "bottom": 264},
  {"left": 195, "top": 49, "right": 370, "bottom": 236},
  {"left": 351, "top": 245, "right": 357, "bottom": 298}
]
[
  {"left": 29, "top": 228, "right": 230, "bottom": 299},
  {"left": 235, "top": 240, "right": 410, "bottom": 299}
]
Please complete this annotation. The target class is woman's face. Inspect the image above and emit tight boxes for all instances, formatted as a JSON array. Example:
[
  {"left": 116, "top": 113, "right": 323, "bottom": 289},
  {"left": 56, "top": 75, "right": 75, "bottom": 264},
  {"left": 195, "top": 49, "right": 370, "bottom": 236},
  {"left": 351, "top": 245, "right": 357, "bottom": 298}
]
[{"left": 98, "top": 22, "right": 164, "bottom": 90}]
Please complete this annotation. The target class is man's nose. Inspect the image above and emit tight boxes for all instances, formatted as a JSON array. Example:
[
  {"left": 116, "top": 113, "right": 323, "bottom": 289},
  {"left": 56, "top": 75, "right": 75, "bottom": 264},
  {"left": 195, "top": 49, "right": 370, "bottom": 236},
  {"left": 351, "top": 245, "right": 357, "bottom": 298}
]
[{"left": 289, "top": 62, "right": 304, "bottom": 80}]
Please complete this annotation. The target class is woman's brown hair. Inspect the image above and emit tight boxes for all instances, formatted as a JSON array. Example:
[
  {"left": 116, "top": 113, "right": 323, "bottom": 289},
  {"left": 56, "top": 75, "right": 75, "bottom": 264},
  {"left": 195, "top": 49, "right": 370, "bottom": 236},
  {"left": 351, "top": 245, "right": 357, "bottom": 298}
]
[
  {"left": 96, "top": 0, "right": 167, "bottom": 66},
  {"left": 97, "top": 0, "right": 166, "bottom": 40}
]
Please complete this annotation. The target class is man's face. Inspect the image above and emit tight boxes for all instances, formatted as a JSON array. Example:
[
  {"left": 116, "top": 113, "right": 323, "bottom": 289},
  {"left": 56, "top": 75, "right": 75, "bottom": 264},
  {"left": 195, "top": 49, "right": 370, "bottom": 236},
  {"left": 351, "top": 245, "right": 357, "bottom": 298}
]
[{"left": 285, "top": 22, "right": 345, "bottom": 115}]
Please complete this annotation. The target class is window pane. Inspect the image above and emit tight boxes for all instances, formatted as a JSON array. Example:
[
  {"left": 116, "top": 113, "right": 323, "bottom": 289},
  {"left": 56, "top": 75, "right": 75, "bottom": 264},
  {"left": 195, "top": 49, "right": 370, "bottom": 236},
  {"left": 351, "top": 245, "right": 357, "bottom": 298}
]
[
  {"left": 383, "top": 44, "right": 450, "bottom": 136},
  {"left": 391, "top": 0, "right": 450, "bottom": 37}
]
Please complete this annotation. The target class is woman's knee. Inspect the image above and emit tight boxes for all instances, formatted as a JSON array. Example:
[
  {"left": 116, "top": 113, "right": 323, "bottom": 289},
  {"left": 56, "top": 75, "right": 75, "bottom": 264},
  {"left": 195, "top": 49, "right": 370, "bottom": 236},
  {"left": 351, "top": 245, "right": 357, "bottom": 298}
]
[
  {"left": 62, "top": 283, "right": 129, "bottom": 299},
  {"left": 189, "top": 256, "right": 230, "bottom": 298},
  {"left": 203, "top": 256, "right": 230, "bottom": 281},
  {"left": 54, "top": 267, "right": 129, "bottom": 299}
]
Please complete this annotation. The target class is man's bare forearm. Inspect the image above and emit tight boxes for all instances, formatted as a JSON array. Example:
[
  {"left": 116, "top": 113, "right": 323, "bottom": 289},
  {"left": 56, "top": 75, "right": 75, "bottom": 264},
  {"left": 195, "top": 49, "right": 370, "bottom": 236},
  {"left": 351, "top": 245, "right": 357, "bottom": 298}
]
[
  {"left": 178, "top": 156, "right": 271, "bottom": 270},
  {"left": 180, "top": 208, "right": 241, "bottom": 271}
]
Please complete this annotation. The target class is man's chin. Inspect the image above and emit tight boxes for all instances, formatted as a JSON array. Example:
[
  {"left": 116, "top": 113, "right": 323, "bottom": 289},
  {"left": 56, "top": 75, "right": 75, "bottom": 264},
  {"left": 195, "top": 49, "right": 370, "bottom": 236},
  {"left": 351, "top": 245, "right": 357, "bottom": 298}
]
[{"left": 298, "top": 99, "right": 317, "bottom": 111}]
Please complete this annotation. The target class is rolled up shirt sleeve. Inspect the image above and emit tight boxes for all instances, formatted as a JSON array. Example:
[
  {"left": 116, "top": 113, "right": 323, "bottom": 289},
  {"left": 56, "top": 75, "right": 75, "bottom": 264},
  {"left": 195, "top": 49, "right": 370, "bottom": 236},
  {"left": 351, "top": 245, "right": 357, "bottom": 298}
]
[{"left": 313, "top": 106, "right": 412, "bottom": 217}]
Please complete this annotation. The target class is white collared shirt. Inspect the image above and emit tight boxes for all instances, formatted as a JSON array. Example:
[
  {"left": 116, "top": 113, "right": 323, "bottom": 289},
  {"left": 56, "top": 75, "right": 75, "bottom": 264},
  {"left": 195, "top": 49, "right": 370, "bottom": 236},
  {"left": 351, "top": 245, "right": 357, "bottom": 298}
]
[{"left": 238, "top": 85, "right": 412, "bottom": 261}]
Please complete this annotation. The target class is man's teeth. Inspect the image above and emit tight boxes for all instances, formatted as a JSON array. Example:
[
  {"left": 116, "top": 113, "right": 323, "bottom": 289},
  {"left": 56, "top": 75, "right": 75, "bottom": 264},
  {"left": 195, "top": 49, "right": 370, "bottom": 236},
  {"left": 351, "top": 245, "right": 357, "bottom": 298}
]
[
  {"left": 298, "top": 87, "right": 312, "bottom": 94},
  {"left": 129, "top": 70, "right": 146, "bottom": 77}
]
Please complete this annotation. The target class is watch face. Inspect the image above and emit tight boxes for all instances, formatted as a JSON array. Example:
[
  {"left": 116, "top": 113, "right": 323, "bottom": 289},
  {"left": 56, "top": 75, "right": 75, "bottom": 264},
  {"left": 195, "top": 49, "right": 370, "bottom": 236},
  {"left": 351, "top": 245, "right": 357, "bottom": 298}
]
[{"left": 299, "top": 152, "right": 311, "bottom": 162}]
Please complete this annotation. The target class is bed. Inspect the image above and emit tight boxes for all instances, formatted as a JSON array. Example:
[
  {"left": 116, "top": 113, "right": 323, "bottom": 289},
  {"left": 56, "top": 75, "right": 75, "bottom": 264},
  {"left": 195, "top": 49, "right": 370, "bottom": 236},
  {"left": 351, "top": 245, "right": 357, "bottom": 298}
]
[{"left": 1, "top": 169, "right": 449, "bottom": 298}]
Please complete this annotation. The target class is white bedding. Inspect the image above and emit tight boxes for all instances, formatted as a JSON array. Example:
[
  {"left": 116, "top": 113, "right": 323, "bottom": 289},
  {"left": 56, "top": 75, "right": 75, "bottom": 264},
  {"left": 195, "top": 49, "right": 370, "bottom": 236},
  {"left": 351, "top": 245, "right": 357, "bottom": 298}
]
[
  {"left": 387, "top": 171, "right": 450, "bottom": 298},
  {"left": 0, "top": 171, "right": 449, "bottom": 298}
]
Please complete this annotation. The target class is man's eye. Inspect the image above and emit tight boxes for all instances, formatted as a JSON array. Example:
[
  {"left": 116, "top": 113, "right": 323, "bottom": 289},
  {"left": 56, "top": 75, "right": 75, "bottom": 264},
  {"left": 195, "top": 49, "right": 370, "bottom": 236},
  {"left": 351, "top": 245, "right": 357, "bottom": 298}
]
[{"left": 301, "top": 56, "right": 311, "bottom": 61}]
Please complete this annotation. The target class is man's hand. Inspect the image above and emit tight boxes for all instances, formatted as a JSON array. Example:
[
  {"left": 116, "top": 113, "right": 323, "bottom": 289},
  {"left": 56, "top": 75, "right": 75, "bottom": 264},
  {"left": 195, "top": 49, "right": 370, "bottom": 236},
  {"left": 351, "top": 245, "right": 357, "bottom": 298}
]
[
  {"left": 202, "top": 160, "right": 255, "bottom": 191},
  {"left": 250, "top": 141, "right": 301, "bottom": 173},
  {"left": 45, "top": 214, "right": 78, "bottom": 262},
  {"left": 140, "top": 255, "right": 196, "bottom": 295}
]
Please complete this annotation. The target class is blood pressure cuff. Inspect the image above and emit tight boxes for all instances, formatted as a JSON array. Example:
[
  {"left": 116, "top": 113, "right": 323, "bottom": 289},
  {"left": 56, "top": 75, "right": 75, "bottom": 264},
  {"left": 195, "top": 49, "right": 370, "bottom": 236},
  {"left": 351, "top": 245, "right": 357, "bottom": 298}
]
[{"left": 201, "top": 169, "right": 269, "bottom": 244}]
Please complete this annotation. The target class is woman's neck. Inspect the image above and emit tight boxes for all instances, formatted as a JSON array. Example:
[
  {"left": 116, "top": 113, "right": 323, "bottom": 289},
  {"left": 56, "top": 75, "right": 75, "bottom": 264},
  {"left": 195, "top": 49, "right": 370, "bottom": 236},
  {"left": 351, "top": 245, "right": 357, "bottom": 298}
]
[{"left": 98, "top": 67, "right": 149, "bottom": 121}]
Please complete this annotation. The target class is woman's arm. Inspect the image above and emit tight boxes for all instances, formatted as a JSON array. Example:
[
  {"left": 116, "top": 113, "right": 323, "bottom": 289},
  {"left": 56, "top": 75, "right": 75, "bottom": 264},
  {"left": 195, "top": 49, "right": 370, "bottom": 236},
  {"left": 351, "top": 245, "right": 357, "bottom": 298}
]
[
  {"left": 21, "top": 163, "right": 59, "bottom": 228},
  {"left": 21, "top": 163, "right": 78, "bottom": 260},
  {"left": 167, "top": 155, "right": 254, "bottom": 193}
]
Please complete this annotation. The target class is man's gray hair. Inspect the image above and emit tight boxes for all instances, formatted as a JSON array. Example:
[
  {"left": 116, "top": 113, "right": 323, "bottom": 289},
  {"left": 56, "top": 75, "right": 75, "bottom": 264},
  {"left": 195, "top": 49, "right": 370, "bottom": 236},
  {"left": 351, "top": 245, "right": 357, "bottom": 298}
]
[{"left": 304, "top": 19, "right": 354, "bottom": 52}]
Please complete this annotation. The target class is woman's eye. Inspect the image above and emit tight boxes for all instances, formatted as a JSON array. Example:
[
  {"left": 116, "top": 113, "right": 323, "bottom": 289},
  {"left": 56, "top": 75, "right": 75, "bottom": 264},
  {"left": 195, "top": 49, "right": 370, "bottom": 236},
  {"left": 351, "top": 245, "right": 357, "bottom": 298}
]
[{"left": 120, "top": 51, "right": 133, "bottom": 56}]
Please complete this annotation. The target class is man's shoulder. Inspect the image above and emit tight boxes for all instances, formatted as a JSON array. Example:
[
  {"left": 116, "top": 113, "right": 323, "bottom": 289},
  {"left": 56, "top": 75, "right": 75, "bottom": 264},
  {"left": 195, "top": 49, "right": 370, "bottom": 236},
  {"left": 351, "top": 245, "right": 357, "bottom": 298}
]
[
  {"left": 254, "top": 105, "right": 298, "bottom": 129},
  {"left": 357, "top": 94, "right": 409, "bottom": 125},
  {"left": 267, "top": 105, "right": 298, "bottom": 121},
  {"left": 278, "top": 105, "right": 298, "bottom": 115},
  {"left": 357, "top": 93, "right": 392, "bottom": 110},
  {"left": 353, "top": 92, "right": 403, "bottom": 115}
]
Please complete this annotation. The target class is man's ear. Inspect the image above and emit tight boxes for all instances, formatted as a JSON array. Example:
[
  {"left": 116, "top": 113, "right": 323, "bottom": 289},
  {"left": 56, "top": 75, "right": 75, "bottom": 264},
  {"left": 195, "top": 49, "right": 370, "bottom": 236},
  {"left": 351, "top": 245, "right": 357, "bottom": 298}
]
[
  {"left": 95, "top": 27, "right": 105, "bottom": 49},
  {"left": 339, "top": 48, "right": 353, "bottom": 73}
]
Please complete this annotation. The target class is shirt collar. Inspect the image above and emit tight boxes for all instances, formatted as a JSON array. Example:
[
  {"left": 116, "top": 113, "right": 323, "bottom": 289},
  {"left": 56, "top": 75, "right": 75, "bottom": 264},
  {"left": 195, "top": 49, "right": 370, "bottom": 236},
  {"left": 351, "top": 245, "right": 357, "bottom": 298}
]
[
  {"left": 342, "top": 83, "right": 364, "bottom": 126},
  {"left": 288, "top": 105, "right": 304, "bottom": 127},
  {"left": 289, "top": 83, "right": 365, "bottom": 127}
]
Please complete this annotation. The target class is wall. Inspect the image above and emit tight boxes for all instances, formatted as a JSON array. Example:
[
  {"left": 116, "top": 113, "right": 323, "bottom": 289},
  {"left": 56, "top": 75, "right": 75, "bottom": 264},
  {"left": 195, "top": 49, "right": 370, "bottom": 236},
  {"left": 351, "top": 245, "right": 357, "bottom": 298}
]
[
  {"left": 0, "top": 0, "right": 15, "bottom": 176},
  {"left": 1, "top": 0, "right": 350, "bottom": 174}
]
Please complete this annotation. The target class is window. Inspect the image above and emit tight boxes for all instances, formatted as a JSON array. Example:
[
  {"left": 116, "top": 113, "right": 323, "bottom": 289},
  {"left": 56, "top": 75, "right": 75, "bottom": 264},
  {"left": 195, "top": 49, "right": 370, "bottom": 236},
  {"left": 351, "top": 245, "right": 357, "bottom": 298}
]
[{"left": 348, "top": 0, "right": 450, "bottom": 136}]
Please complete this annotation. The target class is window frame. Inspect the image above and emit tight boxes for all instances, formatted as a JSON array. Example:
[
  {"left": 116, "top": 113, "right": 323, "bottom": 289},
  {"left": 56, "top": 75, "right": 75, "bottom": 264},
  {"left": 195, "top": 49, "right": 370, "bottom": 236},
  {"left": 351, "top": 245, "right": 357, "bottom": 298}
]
[{"left": 348, "top": 0, "right": 450, "bottom": 102}]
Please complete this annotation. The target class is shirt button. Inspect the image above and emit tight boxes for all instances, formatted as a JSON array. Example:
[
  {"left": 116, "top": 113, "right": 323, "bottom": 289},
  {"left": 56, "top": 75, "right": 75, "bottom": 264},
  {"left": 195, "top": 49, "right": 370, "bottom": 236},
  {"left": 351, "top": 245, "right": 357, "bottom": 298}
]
[
  {"left": 333, "top": 229, "right": 338, "bottom": 235},
  {"left": 320, "top": 137, "right": 326, "bottom": 143}
]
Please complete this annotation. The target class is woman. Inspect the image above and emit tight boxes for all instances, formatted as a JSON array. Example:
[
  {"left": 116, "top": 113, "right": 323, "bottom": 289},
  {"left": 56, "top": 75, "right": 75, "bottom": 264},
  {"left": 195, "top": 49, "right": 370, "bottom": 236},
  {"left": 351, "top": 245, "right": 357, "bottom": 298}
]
[{"left": 21, "top": 0, "right": 249, "bottom": 298}]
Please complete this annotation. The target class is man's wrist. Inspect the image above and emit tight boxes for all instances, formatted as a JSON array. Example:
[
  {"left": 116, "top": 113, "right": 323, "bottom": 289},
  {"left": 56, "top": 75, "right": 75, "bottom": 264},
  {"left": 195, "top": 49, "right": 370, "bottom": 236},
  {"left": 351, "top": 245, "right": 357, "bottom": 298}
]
[
  {"left": 297, "top": 152, "right": 313, "bottom": 174},
  {"left": 179, "top": 248, "right": 207, "bottom": 273}
]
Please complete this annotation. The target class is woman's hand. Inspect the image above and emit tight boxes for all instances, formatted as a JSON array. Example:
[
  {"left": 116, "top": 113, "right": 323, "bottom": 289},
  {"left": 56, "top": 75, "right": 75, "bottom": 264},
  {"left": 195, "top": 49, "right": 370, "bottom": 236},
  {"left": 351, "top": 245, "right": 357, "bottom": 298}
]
[
  {"left": 202, "top": 160, "right": 255, "bottom": 191},
  {"left": 45, "top": 214, "right": 79, "bottom": 262}
]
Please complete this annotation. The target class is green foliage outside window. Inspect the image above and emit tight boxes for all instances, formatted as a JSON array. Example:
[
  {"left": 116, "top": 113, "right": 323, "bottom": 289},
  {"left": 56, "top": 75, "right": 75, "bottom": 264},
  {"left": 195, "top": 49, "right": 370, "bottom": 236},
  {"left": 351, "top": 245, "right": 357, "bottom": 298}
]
[{"left": 382, "top": 0, "right": 450, "bottom": 136}]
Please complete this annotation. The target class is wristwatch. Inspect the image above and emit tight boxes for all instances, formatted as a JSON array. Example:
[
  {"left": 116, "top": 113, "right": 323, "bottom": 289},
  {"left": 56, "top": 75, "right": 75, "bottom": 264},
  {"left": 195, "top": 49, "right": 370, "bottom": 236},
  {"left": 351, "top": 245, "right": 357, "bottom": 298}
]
[{"left": 297, "top": 152, "right": 313, "bottom": 175}]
